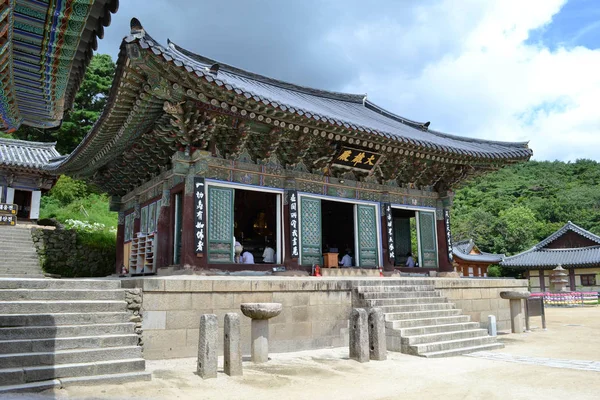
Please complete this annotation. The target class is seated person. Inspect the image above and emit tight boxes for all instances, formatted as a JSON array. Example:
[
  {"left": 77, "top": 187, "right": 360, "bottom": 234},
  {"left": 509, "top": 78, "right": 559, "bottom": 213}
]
[
  {"left": 406, "top": 252, "right": 416, "bottom": 268},
  {"left": 339, "top": 249, "right": 352, "bottom": 267},
  {"left": 262, "top": 243, "right": 275, "bottom": 263},
  {"left": 241, "top": 249, "right": 255, "bottom": 264}
]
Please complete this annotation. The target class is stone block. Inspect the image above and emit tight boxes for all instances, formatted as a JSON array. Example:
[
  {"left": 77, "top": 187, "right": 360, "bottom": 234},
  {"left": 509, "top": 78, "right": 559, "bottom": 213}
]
[
  {"left": 212, "top": 280, "right": 252, "bottom": 292},
  {"left": 142, "top": 311, "right": 166, "bottom": 330},
  {"left": 142, "top": 329, "right": 186, "bottom": 350},
  {"left": 209, "top": 293, "right": 233, "bottom": 309},
  {"left": 190, "top": 293, "right": 215, "bottom": 310},
  {"left": 141, "top": 279, "right": 165, "bottom": 292},
  {"left": 272, "top": 292, "right": 310, "bottom": 307},
  {"left": 224, "top": 313, "right": 242, "bottom": 376},
  {"left": 368, "top": 308, "right": 386, "bottom": 361},
  {"left": 349, "top": 308, "right": 369, "bottom": 363},
  {"left": 144, "top": 293, "right": 191, "bottom": 311},
  {"left": 189, "top": 280, "right": 213, "bottom": 292},
  {"left": 233, "top": 292, "right": 274, "bottom": 306},
  {"left": 291, "top": 306, "right": 310, "bottom": 323},
  {"left": 488, "top": 315, "right": 497, "bottom": 336},
  {"left": 197, "top": 314, "right": 218, "bottom": 379},
  {"left": 166, "top": 310, "right": 200, "bottom": 330},
  {"left": 462, "top": 289, "right": 482, "bottom": 300},
  {"left": 472, "top": 299, "right": 491, "bottom": 312}
]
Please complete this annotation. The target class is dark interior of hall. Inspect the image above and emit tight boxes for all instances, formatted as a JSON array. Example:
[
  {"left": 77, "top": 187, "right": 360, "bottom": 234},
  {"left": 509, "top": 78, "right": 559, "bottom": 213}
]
[
  {"left": 392, "top": 208, "right": 417, "bottom": 267},
  {"left": 234, "top": 189, "right": 277, "bottom": 263},
  {"left": 14, "top": 190, "right": 31, "bottom": 219},
  {"left": 322, "top": 199, "right": 355, "bottom": 265}
]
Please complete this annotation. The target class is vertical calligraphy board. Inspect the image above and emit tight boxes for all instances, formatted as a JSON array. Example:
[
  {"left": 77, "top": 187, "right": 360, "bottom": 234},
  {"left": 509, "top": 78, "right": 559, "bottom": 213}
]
[
  {"left": 194, "top": 177, "right": 206, "bottom": 254},
  {"left": 288, "top": 190, "right": 299, "bottom": 258}
]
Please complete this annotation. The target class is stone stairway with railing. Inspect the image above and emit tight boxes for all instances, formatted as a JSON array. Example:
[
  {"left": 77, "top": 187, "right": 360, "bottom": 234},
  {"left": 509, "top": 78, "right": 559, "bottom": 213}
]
[
  {"left": 0, "top": 226, "right": 44, "bottom": 277},
  {"left": 354, "top": 280, "right": 503, "bottom": 358},
  {"left": 0, "top": 278, "right": 150, "bottom": 393}
]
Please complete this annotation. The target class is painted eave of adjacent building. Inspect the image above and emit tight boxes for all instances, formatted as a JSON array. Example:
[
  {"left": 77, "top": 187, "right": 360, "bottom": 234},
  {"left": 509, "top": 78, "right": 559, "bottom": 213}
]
[
  {"left": 45, "top": 18, "right": 533, "bottom": 195},
  {"left": 0, "top": 137, "right": 60, "bottom": 173},
  {"left": 0, "top": 0, "right": 119, "bottom": 132},
  {"left": 452, "top": 239, "right": 504, "bottom": 263},
  {"left": 501, "top": 222, "right": 600, "bottom": 269}
]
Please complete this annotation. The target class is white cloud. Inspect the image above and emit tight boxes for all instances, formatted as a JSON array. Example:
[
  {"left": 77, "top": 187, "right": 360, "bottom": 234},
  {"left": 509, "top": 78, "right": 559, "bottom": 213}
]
[{"left": 329, "top": 0, "right": 600, "bottom": 161}]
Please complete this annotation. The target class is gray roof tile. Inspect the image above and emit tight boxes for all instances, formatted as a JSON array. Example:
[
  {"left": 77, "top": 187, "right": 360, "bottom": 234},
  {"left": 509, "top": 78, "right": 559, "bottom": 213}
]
[
  {"left": 452, "top": 239, "right": 504, "bottom": 263},
  {"left": 0, "top": 138, "right": 60, "bottom": 170}
]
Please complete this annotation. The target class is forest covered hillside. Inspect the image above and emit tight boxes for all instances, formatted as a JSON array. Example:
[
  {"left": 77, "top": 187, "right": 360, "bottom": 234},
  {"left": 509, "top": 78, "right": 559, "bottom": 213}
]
[{"left": 451, "top": 159, "right": 600, "bottom": 257}]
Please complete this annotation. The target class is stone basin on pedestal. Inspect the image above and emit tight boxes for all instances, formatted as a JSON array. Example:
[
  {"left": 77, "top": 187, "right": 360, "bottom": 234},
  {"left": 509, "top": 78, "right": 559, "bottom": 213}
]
[
  {"left": 500, "top": 291, "right": 531, "bottom": 334},
  {"left": 240, "top": 303, "right": 282, "bottom": 363}
]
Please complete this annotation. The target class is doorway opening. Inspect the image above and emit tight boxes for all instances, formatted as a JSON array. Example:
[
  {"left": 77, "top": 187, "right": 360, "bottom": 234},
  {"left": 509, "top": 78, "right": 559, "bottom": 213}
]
[
  {"left": 392, "top": 208, "right": 419, "bottom": 267},
  {"left": 234, "top": 189, "right": 279, "bottom": 264},
  {"left": 322, "top": 199, "right": 355, "bottom": 267},
  {"left": 14, "top": 190, "right": 32, "bottom": 220}
]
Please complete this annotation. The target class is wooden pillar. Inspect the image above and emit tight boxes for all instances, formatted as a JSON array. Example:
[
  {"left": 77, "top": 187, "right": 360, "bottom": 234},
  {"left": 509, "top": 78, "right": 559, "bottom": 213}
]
[
  {"left": 115, "top": 212, "right": 125, "bottom": 274},
  {"left": 133, "top": 201, "right": 141, "bottom": 236},
  {"left": 569, "top": 268, "right": 576, "bottom": 291},
  {"left": 539, "top": 269, "right": 546, "bottom": 292},
  {"left": 180, "top": 172, "right": 198, "bottom": 268},
  {"left": 156, "top": 183, "right": 171, "bottom": 268},
  {"left": 436, "top": 219, "right": 453, "bottom": 272}
]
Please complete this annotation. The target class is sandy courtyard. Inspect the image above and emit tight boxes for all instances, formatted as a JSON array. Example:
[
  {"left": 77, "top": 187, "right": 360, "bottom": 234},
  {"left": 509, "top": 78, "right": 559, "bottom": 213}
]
[{"left": 6, "top": 307, "right": 600, "bottom": 400}]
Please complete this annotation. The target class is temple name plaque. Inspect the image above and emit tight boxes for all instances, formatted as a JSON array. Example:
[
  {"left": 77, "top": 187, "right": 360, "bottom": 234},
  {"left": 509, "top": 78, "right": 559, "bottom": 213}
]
[{"left": 333, "top": 147, "right": 381, "bottom": 171}]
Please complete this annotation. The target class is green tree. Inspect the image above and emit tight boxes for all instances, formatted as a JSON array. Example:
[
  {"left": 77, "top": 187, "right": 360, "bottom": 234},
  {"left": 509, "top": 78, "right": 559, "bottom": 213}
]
[
  {"left": 495, "top": 206, "right": 539, "bottom": 255},
  {"left": 11, "top": 54, "right": 115, "bottom": 154}
]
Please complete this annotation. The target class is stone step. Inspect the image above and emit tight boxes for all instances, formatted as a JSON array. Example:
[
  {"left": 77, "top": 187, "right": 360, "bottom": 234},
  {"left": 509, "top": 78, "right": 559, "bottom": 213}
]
[
  {"left": 355, "top": 279, "right": 435, "bottom": 286},
  {"left": 0, "top": 248, "right": 37, "bottom": 254},
  {"left": 385, "top": 315, "right": 472, "bottom": 329},
  {"left": 0, "top": 312, "right": 131, "bottom": 327},
  {"left": 0, "top": 371, "right": 151, "bottom": 393},
  {"left": 0, "top": 269, "right": 43, "bottom": 275},
  {"left": 0, "top": 274, "right": 45, "bottom": 279},
  {"left": 384, "top": 309, "right": 463, "bottom": 321},
  {"left": 392, "top": 322, "right": 482, "bottom": 337},
  {"left": 0, "top": 279, "right": 121, "bottom": 290},
  {"left": 356, "top": 285, "right": 436, "bottom": 293},
  {"left": 365, "top": 297, "right": 448, "bottom": 307},
  {"left": 361, "top": 290, "right": 443, "bottom": 299},
  {"left": 420, "top": 342, "right": 505, "bottom": 358},
  {"left": 401, "top": 328, "right": 489, "bottom": 345},
  {"left": 0, "top": 358, "right": 146, "bottom": 386},
  {"left": 0, "top": 259, "right": 40, "bottom": 266},
  {"left": 379, "top": 303, "right": 456, "bottom": 313},
  {"left": 0, "top": 322, "right": 135, "bottom": 340},
  {"left": 0, "top": 334, "right": 138, "bottom": 354},
  {"left": 0, "top": 300, "right": 127, "bottom": 314},
  {"left": 0, "top": 346, "right": 142, "bottom": 369},
  {"left": 0, "top": 289, "right": 124, "bottom": 301},
  {"left": 407, "top": 335, "right": 498, "bottom": 355}
]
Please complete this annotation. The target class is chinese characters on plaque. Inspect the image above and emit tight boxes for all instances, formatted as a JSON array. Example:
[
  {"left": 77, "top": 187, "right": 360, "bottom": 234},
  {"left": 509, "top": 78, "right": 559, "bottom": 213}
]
[
  {"left": 444, "top": 210, "right": 453, "bottom": 262},
  {"left": 0, "top": 215, "right": 16, "bottom": 226},
  {"left": 384, "top": 203, "right": 395, "bottom": 260},
  {"left": 0, "top": 204, "right": 17, "bottom": 214},
  {"left": 333, "top": 147, "right": 381, "bottom": 171},
  {"left": 194, "top": 177, "right": 206, "bottom": 254},
  {"left": 289, "top": 191, "right": 299, "bottom": 258}
]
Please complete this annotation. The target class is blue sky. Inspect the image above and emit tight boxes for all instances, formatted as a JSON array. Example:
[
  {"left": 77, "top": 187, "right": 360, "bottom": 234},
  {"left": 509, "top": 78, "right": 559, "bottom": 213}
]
[{"left": 97, "top": 0, "right": 600, "bottom": 162}]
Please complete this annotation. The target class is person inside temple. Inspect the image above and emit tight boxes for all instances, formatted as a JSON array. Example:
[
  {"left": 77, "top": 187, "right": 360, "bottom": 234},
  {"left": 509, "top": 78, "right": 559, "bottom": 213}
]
[
  {"left": 339, "top": 249, "right": 353, "bottom": 267},
  {"left": 406, "top": 252, "right": 416, "bottom": 267},
  {"left": 241, "top": 246, "right": 255, "bottom": 264},
  {"left": 262, "top": 240, "right": 275, "bottom": 263}
]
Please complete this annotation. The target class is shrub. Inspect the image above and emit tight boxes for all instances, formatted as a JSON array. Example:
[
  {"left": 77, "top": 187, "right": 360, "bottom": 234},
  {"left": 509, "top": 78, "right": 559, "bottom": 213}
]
[{"left": 487, "top": 265, "right": 502, "bottom": 277}]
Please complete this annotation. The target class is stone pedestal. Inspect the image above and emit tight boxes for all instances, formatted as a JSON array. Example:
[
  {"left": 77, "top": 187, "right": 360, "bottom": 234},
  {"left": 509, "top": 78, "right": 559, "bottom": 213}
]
[
  {"left": 197, "top": 314, "right": 218, "bottom": 379},
  {"left": 349, "top": 308, "right": 369, "bottom": 363},
  {"left": 240, "top": 303, "right": 282, "bottom": 363},
  {"left": 368, "top": 308, "right": 386, "bottom": 361},
  {"left": 500, "top": 291, "right": 530, "bottom": 334}
]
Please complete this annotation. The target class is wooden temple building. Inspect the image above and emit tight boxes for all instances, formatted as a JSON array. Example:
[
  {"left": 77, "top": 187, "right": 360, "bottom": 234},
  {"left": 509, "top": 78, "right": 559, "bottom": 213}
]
[
  {"left": 502, "top": 222, "right": 600, "bottom": 292},
  {"left": 44, "top": 19, "right": 533, "bottom": 274},
  {"left": 452, "top": 239, "right": 503, "bottom": 277}
]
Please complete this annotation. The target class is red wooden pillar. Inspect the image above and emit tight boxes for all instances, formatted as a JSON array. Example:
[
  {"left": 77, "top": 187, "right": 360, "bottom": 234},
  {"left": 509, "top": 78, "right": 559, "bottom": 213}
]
[
  {"left": 539, "top": 269, "right": 546, "bottom": 291},
  {"left": 133, "top": 203, "right": 141, "bottom": 235},
  {"left": 436, "top": 219, "right": 453, "bottom": 272},
  {"left": 569, "top": 268, "right": 576, "bottom": 291},
  {"left": 156, "top": 186, "right": 171, "bottom": 268},
  {"left": 180, "top": 174, "right": 198, "bottom": 268},
  {"left": 115, "top": 212, "right": 125, "bottom": 274}
]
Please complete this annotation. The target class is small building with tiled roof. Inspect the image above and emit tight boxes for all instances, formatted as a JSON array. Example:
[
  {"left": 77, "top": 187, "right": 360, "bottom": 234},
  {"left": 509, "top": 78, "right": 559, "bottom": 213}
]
[
  {"left": 0, "top": 137, "right": 60, "bottom": 220},
  {"left": 501, "top": 222, "right": 600, "bottom": 292},
  {"left": 452, "top": 239, "right": 504, "bottom": 277}
]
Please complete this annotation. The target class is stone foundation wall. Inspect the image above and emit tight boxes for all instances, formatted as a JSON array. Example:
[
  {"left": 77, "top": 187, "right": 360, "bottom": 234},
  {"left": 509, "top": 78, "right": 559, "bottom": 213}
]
[
  {"left": 122, "top": 277, "right": 527, "bottom": 360},
  {"left": 31, "top": 228, "right": 116, "bottom": 277}
]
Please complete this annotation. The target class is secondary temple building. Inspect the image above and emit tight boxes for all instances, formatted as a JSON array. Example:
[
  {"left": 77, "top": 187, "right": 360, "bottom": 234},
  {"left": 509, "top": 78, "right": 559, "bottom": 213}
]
[
  {"left": 46, "top": 19, "right": 533, "bottom": 274},
  {"left": 502, "top": 222, "right": 600, "bottom": 293}
]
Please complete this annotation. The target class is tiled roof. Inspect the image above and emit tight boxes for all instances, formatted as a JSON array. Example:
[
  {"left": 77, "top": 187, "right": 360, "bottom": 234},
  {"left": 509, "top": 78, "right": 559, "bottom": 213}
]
[
  {"left": 0, "top": 138, "right": 60, "bottom": 170},
  {"left": 452, "top": 239, "right": 504, "bottom": 263},
  {"left": 501, "top": 246, "right": 600, "bottom": 269},
  {"left": 535, "top": 221, "right": 600, "bottom": 249},
  {"left": 0, "top": 0, "right": 119, "bottom": 132}
]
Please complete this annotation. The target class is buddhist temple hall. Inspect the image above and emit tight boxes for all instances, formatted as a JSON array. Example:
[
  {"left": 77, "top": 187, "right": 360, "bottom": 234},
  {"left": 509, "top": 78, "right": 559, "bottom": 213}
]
[{"left": 45, "top": 19, "right": 533, "bottom": 275}]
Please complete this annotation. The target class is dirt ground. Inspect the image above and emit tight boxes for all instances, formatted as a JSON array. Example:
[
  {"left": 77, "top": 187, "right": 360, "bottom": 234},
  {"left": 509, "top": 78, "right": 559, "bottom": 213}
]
[{"left": 9, "top": 307, "right": 600, "bottom": 400}]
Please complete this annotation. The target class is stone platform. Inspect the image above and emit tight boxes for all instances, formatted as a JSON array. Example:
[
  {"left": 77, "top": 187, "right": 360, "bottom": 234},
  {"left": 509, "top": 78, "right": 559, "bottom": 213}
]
[{"left": 120, "top": 276, "right": 527, "bottom": 360}]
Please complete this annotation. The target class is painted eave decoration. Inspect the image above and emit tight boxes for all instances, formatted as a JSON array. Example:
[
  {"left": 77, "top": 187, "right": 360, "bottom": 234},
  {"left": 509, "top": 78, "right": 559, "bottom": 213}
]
[
  {"left": 0, "top": 0, "right": 119, "bottom": 132},
  {"left": 46, "top": 18, "right": 533, "bottom": 196}
]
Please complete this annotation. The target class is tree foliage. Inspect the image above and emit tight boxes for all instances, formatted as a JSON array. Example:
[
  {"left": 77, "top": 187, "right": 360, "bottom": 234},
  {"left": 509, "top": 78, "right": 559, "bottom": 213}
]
[
  {"left": 11, "top": 54, "right": 115, "bottom": 154},
  {"left": 452, "top": 159, "right": 600, "bottom": 257}
]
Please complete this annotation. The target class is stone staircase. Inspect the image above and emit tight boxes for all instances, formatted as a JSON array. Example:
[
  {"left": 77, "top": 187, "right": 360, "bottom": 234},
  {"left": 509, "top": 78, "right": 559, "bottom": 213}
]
[
  {"left": 0, "top": 226, "right": 44, "bottom": 277},
  {"left": 354, "top": 280, "right": 503, "bottom": 358},
  {"left": 0, "top": 278, "right": 150, "bottom": 393}
]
